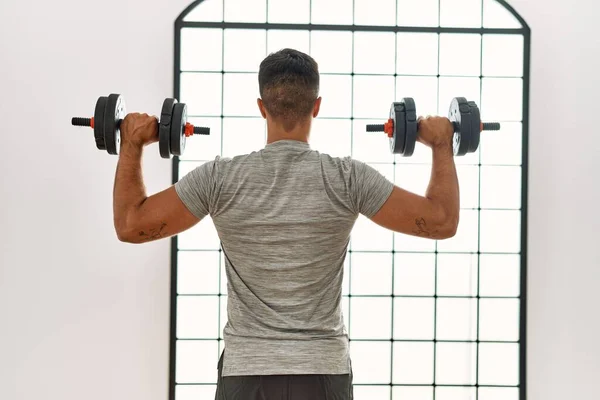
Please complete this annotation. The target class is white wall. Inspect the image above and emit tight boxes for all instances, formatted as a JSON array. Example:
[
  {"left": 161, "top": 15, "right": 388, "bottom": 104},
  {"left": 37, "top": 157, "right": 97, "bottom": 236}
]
[
  {"left": 0, "top": 1, "right": 191, "bottom": 399},
  {"left": 508, "top": 0, "right": 600, "bottom": 398},
  {"left": 0, "top": 1, "right": 598, "bottom": 400}
]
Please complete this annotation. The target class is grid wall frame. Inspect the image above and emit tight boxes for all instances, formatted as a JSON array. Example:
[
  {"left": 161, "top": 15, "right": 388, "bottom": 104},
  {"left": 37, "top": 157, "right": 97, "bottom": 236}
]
[{"left": 170, "top": 1, "right": 530, "bottom": 400}]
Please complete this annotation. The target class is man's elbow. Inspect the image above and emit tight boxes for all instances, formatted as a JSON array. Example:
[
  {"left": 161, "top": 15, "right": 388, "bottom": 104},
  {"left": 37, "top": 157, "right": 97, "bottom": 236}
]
[
  {"left": 115, "top": 220, "right": 143, "bottom": 244},
  {"left": 436, "top": 215, "right": 459, "bottom": 240},
  {"left": 116, "top": 227, "right": 139, "bottom": 243}
]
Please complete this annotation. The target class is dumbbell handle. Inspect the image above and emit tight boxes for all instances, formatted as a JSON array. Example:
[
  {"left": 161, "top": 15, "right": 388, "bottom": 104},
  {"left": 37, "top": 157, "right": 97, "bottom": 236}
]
[
  {"left": 452, "top": 121, "right": 501, "bottom": 132},
  {"left": 71, "top": 117, "right": 210, "bottom": 136},
  {"left": 367, "top": 118, "right": 396, "bottom": 138},
  {"left": 366, "top": 119, "right": 501, "bottom": 134},
  {"left": 71, "top": 116, "right": 122, "bottom": 129},
  {"left": 480, "top": 122, "right": 501, "bottom": 131},
  {"left": 366, "top": 124, "right": 385, "bottom": 132},
  {"left": 72, "top": 117, "right": 94, "bottom": 127}
]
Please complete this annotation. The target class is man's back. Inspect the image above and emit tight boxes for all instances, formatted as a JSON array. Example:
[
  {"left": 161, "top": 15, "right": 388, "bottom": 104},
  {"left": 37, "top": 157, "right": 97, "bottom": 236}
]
[
  {"left": 112, "top": 48, "right": 459, "bottom": 400},
  {"left": 175, "top": 140, "right": 394, "bottom": 376}
]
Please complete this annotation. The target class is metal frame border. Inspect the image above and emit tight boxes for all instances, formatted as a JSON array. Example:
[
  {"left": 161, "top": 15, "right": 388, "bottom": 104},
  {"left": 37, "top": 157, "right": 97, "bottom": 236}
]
[{"left": 169, "top": 2, "right": 530, "bottom": 399}]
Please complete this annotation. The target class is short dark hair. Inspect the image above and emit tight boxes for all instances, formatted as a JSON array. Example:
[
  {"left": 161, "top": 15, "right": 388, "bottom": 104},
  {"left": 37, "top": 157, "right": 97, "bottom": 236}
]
[{"left": 258, "top": 48, "right": 320, "bottom": 130}]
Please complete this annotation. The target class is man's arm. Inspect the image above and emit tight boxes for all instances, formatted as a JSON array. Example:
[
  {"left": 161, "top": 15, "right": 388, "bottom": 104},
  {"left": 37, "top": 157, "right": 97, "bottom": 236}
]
[
  {"left": 113, "top": 114, "right": 200, "bottom": 244},
  {"left": 113, "top": 144, "right": 199, "bottom": 243},
  {"left": 370, "top": 116, "right": 460, "bottom": 239}
]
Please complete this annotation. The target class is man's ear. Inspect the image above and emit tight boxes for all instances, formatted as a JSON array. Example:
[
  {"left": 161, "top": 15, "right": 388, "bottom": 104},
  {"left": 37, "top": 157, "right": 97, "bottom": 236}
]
[
  {"left": 313, "top": 97, "right": 322, "bottom": 118},
  {"left": 257, "top": 98, "right": 267, "bottom": 119}
]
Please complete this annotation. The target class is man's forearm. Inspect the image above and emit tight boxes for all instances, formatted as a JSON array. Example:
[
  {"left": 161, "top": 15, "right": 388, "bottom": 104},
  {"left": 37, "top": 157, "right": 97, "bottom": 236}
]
[
  {"left": 422, "top": 142, "right": 460, "bottom": 235},
  {"left": 113, "top": 143, "right": 147, "bottom": 237}
]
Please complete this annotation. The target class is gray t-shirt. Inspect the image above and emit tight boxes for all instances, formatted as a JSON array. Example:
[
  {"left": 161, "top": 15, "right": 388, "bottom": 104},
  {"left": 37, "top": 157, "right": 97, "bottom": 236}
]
[{"left": 175, "top": 140, "right": 394, "bottom": 376}]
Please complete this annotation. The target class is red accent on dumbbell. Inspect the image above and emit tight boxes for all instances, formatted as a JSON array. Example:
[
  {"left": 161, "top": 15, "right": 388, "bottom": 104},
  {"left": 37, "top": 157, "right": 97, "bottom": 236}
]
[
  {"left": 184, "top": 122, "right": 194, "bottom": 137},
  {"left": 184, "top": 123, "right": 211, "bottom": 136},
  {"left": 384, "top": 118, "right": 394, "bottom": 138}
]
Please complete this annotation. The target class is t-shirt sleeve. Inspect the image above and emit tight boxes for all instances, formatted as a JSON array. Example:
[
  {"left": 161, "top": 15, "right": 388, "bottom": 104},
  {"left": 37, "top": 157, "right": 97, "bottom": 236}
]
[
  {"left": 349, "top": 158, "right": 395, "bottom": 218},
  {"left": 174, "top": 159, "right": 220, "bottom": 219}
]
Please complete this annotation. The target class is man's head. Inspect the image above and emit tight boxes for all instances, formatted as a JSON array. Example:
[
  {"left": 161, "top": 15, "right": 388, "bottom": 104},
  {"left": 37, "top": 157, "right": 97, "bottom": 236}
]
[{"left": 258, "top": 49, "right": 321, "bottom": 132}]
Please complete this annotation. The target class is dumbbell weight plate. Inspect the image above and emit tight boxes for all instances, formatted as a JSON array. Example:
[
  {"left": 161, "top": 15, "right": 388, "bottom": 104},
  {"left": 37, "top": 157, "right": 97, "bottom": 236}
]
[
  {"left": 104, "top": 94, "right": 126, "bottom": 155},
  {"left": 467, "top": 101, "right": 481, "bottom": 153},
  {"left": 93, "top": 96, "right": 108, "bottom": 150},
  {"left": 401, "top": 98, "right": 418, "bottom": 157},
  {"left": 389, "top": 102, "right": 405, "bottom": 154},
  {"left": 159, "top": 98, "right": 178, "bottom": 159},
  {"left": 449, "top": 97, "right": 471, "bottom": 156},
  {"left": 170, "top": 103, "right": 187, "bottom": 157}
]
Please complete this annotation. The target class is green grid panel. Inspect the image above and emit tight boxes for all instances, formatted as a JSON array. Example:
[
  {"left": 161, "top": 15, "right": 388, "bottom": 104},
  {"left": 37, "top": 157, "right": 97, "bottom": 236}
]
[{"left": 173, "top": 0, "right": 528, "bottom": 399}]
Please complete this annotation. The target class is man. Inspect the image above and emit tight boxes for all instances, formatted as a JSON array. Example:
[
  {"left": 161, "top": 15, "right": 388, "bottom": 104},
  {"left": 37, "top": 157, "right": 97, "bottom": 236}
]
[{"left": 114, "top": 49, "right": 459, "bottom": 399}]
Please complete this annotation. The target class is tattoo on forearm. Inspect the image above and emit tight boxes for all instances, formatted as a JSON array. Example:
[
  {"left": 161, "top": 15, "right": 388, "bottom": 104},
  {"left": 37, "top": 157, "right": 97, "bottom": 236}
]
[
  {"left": 138, "top": 222, "right": 168, "bottom": 241},
  {"left": 412, "top": 218, "right": 440, "bottom": 238}
]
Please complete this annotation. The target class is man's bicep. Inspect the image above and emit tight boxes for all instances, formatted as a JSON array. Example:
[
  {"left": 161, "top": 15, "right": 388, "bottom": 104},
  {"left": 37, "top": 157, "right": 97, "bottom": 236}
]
[{"left": 369, "top": 186, "right": 448, "bottom": 239}]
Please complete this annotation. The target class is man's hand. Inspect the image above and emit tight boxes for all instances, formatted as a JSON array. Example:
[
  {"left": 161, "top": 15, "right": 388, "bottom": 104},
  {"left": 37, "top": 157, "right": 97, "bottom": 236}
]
[
  {"left": 417, "top": 116, "right": 454, "bottom": 149},
  {"left": 120, "top": 113, "right": 159, "bottom": 148}
]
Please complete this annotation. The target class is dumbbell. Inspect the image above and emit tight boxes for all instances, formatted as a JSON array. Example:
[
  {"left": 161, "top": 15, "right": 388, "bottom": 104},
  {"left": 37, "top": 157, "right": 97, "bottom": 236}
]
[
  {"left": 366, "top": 97, "right": 501, "bottom": 156},
  {"left": 71, "top": 94, "right": 210, "bottom": 158}
]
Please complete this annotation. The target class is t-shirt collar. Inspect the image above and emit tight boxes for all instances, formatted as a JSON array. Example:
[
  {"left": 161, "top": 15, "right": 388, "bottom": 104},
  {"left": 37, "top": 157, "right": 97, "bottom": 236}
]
[{"left": 264, "top": 140, "right": 311, "bottom": 150}]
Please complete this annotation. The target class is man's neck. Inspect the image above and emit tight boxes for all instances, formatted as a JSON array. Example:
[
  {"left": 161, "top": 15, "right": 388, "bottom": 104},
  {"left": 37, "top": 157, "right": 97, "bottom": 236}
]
[
  {"left": 265, "top": 119, "right": 311, "bottom": 145},
  {"left": 266, "top": 132, "right": 309, "bottom": 144}
]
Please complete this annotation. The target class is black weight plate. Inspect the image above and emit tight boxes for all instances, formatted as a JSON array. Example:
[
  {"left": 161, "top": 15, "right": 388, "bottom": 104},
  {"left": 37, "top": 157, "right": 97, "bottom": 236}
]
[
  {"left": 159, "top": 98, "right": 177, "bottom": 159},
  {"left": 93, "top": 96, "right": 107, "bottom": 150},
  {"left": 467, "top": 101, "right": 481, "bottom": 153},
  {"left": 457, "top": 98, "right": 473, "bottom": 156},
  {"left": 402, "top": 97, "right": 418, "bottom": 157},
  {"left": 449, "top": 97, "right": 470, "bottom": 156},
  {"left": 104, "top": 94, "right": 126, "bottom": 155},
  {"left": 170, "top": 103, "right": 187, "bottom": 157},
  {"left": 390, "top": 102, "right": 405, "bottom": 154}
]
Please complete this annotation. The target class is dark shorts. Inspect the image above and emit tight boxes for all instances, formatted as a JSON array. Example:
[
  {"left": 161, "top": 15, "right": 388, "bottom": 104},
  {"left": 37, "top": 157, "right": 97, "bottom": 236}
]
[{"left": 215, "top": 352, "right": 354, "bottom": 400}]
